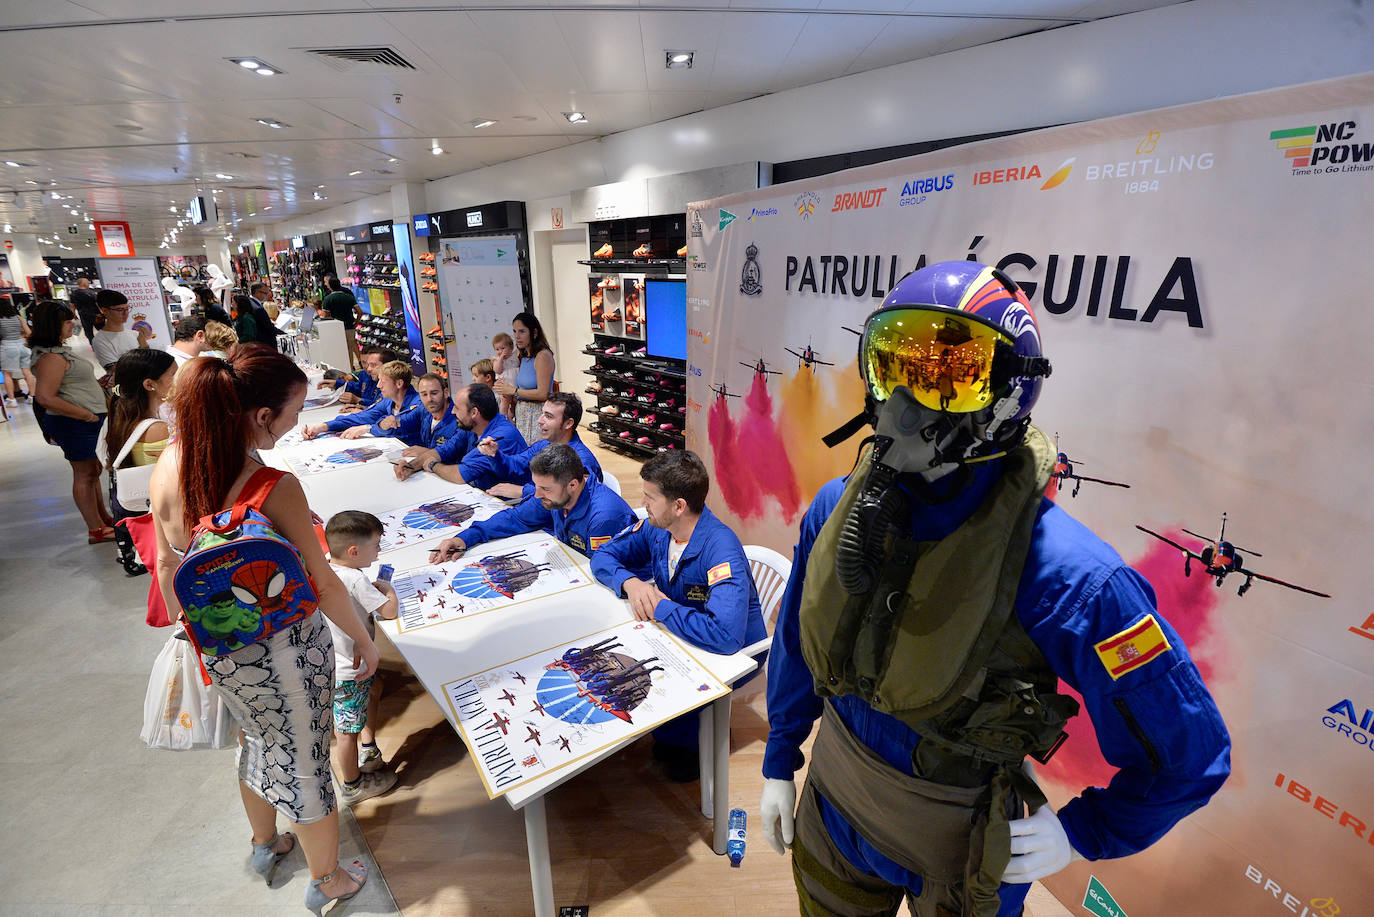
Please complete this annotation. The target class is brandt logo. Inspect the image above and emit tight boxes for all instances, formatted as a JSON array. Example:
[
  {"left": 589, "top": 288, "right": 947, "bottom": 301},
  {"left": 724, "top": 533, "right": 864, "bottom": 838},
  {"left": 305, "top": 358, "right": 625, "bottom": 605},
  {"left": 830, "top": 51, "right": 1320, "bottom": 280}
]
[{"left": 831, "top": 187, "right": 886, "bottom": 212}]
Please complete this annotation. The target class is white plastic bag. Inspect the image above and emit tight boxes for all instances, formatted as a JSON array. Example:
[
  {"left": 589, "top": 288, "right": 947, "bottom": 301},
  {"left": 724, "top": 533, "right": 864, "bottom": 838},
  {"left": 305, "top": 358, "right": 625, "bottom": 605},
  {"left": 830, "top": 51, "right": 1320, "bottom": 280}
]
[{"left": 140, "top": 633, "right": 237, "bottom": 750}]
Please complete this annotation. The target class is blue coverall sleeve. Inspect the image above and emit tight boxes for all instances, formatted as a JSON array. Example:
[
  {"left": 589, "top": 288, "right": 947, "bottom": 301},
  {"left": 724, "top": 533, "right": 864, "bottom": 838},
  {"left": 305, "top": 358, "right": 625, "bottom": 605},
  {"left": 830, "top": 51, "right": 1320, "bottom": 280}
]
[
  {"left": 436, "top": 429, "right": 472, "bottom": 464},
  {"left": 587, "top": 504, "right": 639, "bottom": 547},
  {"left": 325, "top": 398, "right": 387, "bottom": 433},
  {"left": 457, "top": 497, "right": 550, "bottom": 549},
  {"left": 654, "top": 544, "right": 754, "bottom": 655},
  {"left": 393, "top": 409, "right": 426, "bottom": 446},
  {"left": 590, "top": 521, "right": 655, "bottom": 596},
  {"left": 458, "top": 452, "right": 499, "bottom": 490},
  {"left": 1031, "top": 565, "right": 1232, "bottom": 861},
  {"left": 762, "top": 478, "right": 842, "bottom": 780}
]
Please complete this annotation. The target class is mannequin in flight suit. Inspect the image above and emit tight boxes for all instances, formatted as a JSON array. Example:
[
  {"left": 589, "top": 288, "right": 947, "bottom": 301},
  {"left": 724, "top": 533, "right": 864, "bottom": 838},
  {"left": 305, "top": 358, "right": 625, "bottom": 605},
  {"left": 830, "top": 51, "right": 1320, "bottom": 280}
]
[{"left": 759, "top": 261, "right": 1231, "bottom": 917}]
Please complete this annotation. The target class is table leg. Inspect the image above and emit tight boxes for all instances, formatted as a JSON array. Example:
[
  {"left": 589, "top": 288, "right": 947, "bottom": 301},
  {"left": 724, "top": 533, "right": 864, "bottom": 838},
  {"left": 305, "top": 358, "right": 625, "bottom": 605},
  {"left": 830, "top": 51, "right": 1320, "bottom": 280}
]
[
  {"left": 711, "top": 693, "right": 732, "bottom": 855},
  {"left": 699, "top": 707, "right": 714, "bottom": 819},
  {"left": 523, "top": 797, "right": 555, "bottom": 917}
]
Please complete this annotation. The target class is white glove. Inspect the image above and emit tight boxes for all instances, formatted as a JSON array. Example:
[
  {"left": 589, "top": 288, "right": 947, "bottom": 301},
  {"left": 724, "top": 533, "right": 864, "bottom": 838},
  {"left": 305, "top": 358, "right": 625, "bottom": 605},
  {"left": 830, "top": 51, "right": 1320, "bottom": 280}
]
[
  {"left": 1002, "top": 802, "right": 1082, "bottom": 883},
  {"left": 760, "top": 777, "right": 797, "bottom": 856}
]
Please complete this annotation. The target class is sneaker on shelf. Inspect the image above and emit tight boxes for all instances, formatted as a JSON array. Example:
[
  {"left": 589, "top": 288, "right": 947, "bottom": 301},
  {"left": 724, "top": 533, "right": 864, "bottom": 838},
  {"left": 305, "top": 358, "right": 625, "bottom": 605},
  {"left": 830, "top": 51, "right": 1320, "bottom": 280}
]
[
  {"left": 623, "top": 409, "right": 640, "bottom": 421},
  {"left": 656, "top": 397, "right": 677, "bottom": 411},
  {"left": 597, "top": 276, "right": 619, "bottom": 289},
  {"left": 677, "top": 244, "right": 688, "bottom": 257},
  {"left": 632, "top": 347, "right": 647, "bottom": 357},
  {"left": 619, "top": 388, "right": 635, "bottom": 399},
  {"left": 639, "top": 413, "right": 656, "bottom": 427},
  {"left": 656, "top": 444, "right": 676, "bottom": 453},
  {"left": 603, "top": 310, "right": 622, "bottom": 322},
  {"left": 637, "top": 436, "right": 653, "bottom": 445},
  {"left": 658, "top": 421, "right": 677, "bottom": 432},
  {"left": 358, "top": 745, "right": 385, "bottom": 774},
  {"left": 636, "top": 393, "right": 653, "bottom": 403},
  {"left": 601, "top": 405, "right": 619, "bottom": 416},
  {"left": 618, "top": 430, "right": 633, "bottom": 439},
  {"left": 593, "top": 243, "right": 613, "bottom": 258},
  {"left": 586, "top": 382, "right": 602, "bottom": 393},
  {"left": 591, "top": 363, "right": 605, "bottom": 372},
  {"left": 632, "top": 242, "right": 651, "bottom": 258},
  {"left": 603, "top": 345, "right": 623, "bottom": 355},
  {"left": 426, "top": 325, "right": 441, "bottom": 336},
  {"left": 339, "top": 768, "right": 397, "bottom": 805}
]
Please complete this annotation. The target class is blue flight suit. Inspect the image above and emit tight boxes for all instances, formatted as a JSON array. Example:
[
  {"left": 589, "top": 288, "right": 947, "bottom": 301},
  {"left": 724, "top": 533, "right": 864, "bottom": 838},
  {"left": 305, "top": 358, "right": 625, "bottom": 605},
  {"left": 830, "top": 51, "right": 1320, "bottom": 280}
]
[
  {"left": 332, "top": 372, "right": 381, "bottom": 407},
  {"left": 483, "top": 434, "right": 604, "bottom": 500},
  {"left": 455, "top": 474, "right": 637, "bottom": 557},
  {"left": 591, "top": 506, "right": 768, "bottom": 657},
  {"left": 396, "top": 405, "right": 459, "bottom": 449},
  {"left": 434, "top": 413, "right": 527, "bottom": 489},
  {"left": 323, "top": 387, "right": 423, "bottom": 438},
  {"left": 764, "top": 466, "right": 1232, "bottom": 913}
]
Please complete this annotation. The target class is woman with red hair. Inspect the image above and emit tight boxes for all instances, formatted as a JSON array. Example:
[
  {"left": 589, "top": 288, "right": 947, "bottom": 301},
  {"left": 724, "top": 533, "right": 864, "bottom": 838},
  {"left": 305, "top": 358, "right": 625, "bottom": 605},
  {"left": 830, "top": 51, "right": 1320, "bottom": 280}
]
[{"left": 149, "top": 344, "right": 379, "bottom": 913}]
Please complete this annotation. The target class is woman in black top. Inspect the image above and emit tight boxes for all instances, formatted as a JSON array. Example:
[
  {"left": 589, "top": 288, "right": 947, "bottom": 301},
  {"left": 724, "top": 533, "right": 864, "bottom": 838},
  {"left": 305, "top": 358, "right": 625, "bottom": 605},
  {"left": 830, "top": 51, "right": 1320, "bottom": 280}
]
[
  {"left": 193, "top": 286, "right": 232, "bottom": 326},
  {"left": 321, "top": 276, "right": 363, "bottom": 370}
]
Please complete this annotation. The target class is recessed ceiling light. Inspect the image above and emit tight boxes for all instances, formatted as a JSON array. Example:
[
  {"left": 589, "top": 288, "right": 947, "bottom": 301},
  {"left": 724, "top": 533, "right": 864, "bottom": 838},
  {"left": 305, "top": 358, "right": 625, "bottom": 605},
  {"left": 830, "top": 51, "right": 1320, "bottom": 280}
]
[
  {"left": 263, "top": 205, "right": 272, "bottom": 211},
  {"left": 563, "top": 111, "right": 588, "bottom": 124},
  {"left": 317, "top": 184, "right": 326, "bottom": 189},
  {"left": 470, "top": 119, "right": 497, "bottom": 129},
  {"left": 237, "top": 59, "right": 260, "bottom": 69},
  {"left": 511, "top": 114, "right": 537, "bottom": 122},
  {"left": 229, "top": 58, "right": 280, "bottom": 75},
  {"left": 431, "top": 146, "right": 444, "bottom": 155},
  {"left": 348, "top": 170, "right": 363, "bottom": 176},
  {"left": 665, "top": 50, "right": 695, "bottom": 69},
  {"left": 169, "top": 206, "right": 177, "bottom": 212},
  {"left": 255, "top": 118, "right": 288, "bottom": 129},
  {"left": 255, "top": 68, "right": 273, "bottom": 76},
  {"left": 386, "top": 157, "right": 400, "bottom": 163},
  {"left": 4, "top": 160, "right": 20, "bottom": 167},
  {"left": 215, "top": 173, "right": 233, "bottom": 180},
  {"left": 25, "top": 180, "right": 39, "bottom": 185}
]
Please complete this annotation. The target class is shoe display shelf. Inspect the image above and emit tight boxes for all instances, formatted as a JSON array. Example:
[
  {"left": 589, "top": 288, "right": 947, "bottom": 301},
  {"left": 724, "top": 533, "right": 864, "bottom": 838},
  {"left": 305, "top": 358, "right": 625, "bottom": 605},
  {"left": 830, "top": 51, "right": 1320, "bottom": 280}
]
[
  {"left": 577, "top": 215, "right": 687, "bottom": 272},
  {"left": 583, "top": 332, "right": 687, "bottom": 458}
]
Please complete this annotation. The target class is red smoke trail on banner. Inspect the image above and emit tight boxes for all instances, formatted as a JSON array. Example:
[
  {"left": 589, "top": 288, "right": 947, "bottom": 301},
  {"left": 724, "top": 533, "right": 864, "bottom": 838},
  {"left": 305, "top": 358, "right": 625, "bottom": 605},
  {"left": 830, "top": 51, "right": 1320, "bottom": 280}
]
[
  {"left": 706, "top": 375, "right": 802, "bottom": 522},
  {"left": 1040, "top": 532, "right": 1227, "bottom": 792}
]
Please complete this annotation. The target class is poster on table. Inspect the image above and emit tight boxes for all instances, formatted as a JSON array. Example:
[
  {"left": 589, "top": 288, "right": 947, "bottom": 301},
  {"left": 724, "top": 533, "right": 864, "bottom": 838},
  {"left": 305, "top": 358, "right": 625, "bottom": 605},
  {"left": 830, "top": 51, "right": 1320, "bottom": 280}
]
[
  {"left": 96, "top": 257, "right": 172, "bottom": 347},
  {"left": 284, "top": 437, "right": 404, "bottom": 477},
  {"left": 685, "top": 73, "right": 1373, "bottom": 916},
  {"left": 442, "top": 621, "right": 728, "bottom": 798},
  {"left": 299, "top": 388, "right": 343, "bottom": 411},
  {"left": 392, "top": 537, "right": 594, "bottom": 632},
  {"left": 437, "top": 234, "right": 522, "bottom": 388},
  {"left": 376, "top": 486, "right": 509, "bottom": 553}
]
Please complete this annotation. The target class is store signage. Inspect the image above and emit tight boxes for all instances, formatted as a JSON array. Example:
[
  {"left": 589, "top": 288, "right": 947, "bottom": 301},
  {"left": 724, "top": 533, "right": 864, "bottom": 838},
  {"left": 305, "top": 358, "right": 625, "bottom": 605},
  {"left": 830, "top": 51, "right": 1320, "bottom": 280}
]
[
  {"left": 466, "top": 210, "right": 483, "bottom": 228},
  {"left": 551, "top": 207, "right": 563, "bottom": 230},
  {"left": 95, "top": 221, "right": 135, "bottom": 257},
  {"left": 369, "top": 223, "right": 392, "bottom": 237},
  {"left": 291, "top": 236, "right": 305, "bottom": 249},
  {"left": 413, "top": 215, "right": 431, "bottom": 236}
]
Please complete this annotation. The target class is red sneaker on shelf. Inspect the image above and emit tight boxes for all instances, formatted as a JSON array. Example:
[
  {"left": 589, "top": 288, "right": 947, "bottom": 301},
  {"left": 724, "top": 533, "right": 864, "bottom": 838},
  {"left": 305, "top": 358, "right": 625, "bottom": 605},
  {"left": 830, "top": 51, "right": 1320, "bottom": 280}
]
[
  {"left": 619, "top": 430, "right": 633, "bottom": 439},
  {"left": 637, "top": 436, "right": 653, "bottom": 445},
  {"left": 658, "top": 421, "right": 677, "bottom": 432},
  {"left": 632, "top": 242, "right": 651, "bottom": 258},
  {"left": 677, "top": 244, "right": 688, "bottom": 257},
  {"left": 594, "top": 243, "right": 613, "bottom": 258},
  {"left": 598, "top": 276, "right": 620, "bottom": 289}
]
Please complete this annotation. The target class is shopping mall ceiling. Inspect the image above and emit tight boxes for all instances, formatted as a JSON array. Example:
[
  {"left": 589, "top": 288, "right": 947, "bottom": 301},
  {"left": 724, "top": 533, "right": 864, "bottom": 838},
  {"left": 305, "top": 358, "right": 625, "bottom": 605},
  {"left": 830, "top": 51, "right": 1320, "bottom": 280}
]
[{"left": 0, "top": 1, "right": 1182, "bottom": 245}]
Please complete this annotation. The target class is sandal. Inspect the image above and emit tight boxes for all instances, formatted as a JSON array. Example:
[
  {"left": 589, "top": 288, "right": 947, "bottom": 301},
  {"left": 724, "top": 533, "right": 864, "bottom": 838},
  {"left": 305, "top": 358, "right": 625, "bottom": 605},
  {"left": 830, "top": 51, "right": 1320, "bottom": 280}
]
[
  {"left": 305, "top": 859, "right": 367, "bottom": 916},
  {"left": 249, "top": 830, "right": 296, "bottom": 884},
  {"left": 87, "top": 526, "right": 116, "bottom": 544}
]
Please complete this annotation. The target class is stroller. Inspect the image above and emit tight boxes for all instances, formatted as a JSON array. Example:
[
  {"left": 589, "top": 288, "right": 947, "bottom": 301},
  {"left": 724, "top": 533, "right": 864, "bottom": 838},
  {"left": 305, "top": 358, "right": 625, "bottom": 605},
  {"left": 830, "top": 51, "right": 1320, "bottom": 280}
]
[{"left": 111, "top": 475, "right": 148, "bottom": 577}]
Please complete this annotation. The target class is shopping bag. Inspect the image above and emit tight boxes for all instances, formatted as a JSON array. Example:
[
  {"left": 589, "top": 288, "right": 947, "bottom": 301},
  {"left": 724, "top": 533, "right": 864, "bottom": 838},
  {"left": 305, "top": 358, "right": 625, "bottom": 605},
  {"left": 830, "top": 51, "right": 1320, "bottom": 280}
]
[
  {"left": 119, "top": 513, "right": 171, "bottom": 627},
  {"left": 140, "top": 634, "right": 236, "bottom": 750}
]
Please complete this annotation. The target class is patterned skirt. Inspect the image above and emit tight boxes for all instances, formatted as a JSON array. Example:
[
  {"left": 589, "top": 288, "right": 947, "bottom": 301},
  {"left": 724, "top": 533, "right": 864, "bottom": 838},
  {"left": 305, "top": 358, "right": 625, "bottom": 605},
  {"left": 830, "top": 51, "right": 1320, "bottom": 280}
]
[
  {"left": 203, "top": 613, "right": 337, "bottom": 824},
  {"left": 514, "top": 399, "right": 542, "bottom": 447}
]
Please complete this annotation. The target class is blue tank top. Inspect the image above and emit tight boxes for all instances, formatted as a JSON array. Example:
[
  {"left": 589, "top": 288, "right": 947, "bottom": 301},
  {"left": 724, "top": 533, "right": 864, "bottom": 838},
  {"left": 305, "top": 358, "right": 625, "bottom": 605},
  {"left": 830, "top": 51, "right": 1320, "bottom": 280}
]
[{"left": 516, "top": 353, "right": 542, "bottom": 392}]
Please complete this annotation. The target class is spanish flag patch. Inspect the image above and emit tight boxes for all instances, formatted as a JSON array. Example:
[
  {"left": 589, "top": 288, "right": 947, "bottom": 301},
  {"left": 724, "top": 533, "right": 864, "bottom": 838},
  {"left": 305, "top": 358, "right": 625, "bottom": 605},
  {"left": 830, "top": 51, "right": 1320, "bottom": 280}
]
[
  {"left": 707, "top": 561, "right": 732, "bottom": 586},
  {"left": 1094, "top": 614, "right": 1171, "bottom": 680},
  {"left": 590, "top": 535, "right": 611, "bottom": 550}
]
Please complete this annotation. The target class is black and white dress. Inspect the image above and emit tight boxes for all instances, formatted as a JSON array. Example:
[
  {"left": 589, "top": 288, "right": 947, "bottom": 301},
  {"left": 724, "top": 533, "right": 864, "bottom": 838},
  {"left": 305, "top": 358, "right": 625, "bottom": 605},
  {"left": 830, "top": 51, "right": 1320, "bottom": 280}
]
[{"left": 204, "top": 613, "right": 337, "bottom": 823}]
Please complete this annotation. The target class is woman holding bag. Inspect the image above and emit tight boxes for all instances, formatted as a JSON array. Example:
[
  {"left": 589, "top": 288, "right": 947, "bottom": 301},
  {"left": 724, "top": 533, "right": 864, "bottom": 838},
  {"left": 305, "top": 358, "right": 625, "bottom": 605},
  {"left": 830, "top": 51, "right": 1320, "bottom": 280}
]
[
  {"left": 149, "top": 346, "right": 379, "bottom": 913},
  {"left": 105, "top": 348, "right": 175, "bottom": 577}
]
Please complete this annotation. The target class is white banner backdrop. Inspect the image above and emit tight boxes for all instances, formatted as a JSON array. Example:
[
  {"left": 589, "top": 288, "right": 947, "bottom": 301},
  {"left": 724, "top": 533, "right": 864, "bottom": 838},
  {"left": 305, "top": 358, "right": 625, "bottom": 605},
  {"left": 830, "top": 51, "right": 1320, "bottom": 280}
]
[
  {"left": 97, "top": 257, "right": 172, "bottom": 348},
  {"left": 687, "top": 73, "right": 1374, "bottom": 916},
  {"left": 437, "top": 235, "right": 523, "bottom": 388}
]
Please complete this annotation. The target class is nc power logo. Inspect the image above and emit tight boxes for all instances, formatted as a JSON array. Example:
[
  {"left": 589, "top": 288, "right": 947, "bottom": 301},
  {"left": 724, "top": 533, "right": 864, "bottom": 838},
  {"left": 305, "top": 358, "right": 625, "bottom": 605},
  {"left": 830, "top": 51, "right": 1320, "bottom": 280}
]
[{"left": 1271, "top": 121, "right": 1374, "bottom": 174}]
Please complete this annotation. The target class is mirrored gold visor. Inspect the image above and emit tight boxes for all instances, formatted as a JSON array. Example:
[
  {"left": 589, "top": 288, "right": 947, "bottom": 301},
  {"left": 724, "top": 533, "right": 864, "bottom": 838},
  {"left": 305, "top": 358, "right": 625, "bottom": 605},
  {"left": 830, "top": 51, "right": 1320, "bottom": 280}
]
[{"left": 861, "top": 307, "right": 1013, "bottom": 413}]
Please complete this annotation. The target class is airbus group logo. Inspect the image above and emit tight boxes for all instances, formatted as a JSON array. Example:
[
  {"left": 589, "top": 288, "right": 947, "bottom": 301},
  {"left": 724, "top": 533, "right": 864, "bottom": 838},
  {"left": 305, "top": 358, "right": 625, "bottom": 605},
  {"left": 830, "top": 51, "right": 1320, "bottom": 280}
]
[{"left": 794, "top": 191, "right": 821, "bottom": 220}]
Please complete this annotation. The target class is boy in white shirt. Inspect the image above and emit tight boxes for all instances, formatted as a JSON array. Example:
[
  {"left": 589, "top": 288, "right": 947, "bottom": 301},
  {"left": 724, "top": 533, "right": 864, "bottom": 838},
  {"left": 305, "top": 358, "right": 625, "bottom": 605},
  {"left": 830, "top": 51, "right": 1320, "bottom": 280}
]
[{"left": 324, "top": 511, "right": 400, "bottom": 804}]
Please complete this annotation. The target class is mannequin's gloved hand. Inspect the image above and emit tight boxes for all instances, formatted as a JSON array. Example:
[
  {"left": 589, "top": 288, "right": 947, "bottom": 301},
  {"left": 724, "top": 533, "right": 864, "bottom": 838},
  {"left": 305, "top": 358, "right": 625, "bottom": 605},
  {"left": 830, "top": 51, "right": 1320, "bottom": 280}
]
[
  {"left": 760, "top": 778, "right": 797, "bottom": 856},
  {"left": 1002, "top": 802, "right": 1083, "bottom": 883}
]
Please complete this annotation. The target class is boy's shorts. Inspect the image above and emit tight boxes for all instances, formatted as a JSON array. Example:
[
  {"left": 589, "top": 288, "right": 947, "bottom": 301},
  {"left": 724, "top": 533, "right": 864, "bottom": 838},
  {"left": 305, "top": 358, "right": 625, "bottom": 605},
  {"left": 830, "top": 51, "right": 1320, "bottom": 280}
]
[{"left": 333, "top": 676, "right": 375, "bottom": 734}]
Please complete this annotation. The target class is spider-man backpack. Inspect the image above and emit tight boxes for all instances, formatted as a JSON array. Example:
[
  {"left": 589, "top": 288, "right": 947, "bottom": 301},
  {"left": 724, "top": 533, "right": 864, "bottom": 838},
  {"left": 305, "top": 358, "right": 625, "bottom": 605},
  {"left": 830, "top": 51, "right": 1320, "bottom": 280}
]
[{"left": 172, "top": 467, "right": 319, "bottom": 658}]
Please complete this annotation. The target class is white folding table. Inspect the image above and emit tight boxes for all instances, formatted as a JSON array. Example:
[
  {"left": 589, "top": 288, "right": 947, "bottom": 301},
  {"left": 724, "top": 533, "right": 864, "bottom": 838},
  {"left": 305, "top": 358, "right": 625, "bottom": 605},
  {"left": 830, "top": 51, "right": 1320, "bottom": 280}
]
[{"left": 263, "top": 418, "right": 758, "bottom": 917}]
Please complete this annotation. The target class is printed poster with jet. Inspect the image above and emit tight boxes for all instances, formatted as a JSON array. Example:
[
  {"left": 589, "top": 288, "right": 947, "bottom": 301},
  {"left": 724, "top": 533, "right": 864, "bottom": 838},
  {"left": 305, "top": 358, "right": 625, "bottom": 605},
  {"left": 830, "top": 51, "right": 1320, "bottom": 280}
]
[
  {"left": 392, "top": 538, "right": 594, "bottom": 632},
  {"left": 443, "top": 621, "right": 729, "bottom": 798},
  {"left": 376, "top": 486, "right": 511, "bottom": 553},
  {"left": 284, "top": 437, "right": 405, "bottom": 477}
]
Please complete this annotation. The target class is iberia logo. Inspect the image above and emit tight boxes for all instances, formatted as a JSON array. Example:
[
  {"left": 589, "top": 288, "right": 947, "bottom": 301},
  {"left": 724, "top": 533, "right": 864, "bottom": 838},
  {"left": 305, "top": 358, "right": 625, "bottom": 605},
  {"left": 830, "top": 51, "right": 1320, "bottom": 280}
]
[{"left": 1040, "top": 157, "right": 1075, "bottom": 190}]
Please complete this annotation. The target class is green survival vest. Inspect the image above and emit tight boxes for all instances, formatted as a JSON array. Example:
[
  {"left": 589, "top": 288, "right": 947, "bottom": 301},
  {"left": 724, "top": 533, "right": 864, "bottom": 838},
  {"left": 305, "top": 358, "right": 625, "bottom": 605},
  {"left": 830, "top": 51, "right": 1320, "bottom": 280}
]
[{"left": 799, "top": 424, "right": 1078, "bottom": 782}]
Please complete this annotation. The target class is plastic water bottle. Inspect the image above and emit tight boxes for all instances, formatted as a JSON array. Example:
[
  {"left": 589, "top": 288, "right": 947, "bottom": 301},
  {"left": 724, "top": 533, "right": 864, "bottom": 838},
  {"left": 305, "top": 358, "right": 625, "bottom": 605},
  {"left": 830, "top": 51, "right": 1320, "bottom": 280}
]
[{"left": 727, "top": 808, "right": 746, "bottom": 867}]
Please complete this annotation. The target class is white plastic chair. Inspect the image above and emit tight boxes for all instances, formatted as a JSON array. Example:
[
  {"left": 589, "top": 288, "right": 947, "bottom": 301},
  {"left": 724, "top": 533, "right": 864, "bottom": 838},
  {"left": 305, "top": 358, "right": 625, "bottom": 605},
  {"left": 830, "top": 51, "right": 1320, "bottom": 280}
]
[
  {"left": 601, "top": 469, "right": 622, "bottom": 496},
  {"left": 699, "top": 543, "right": 792, "bottom": 818}
]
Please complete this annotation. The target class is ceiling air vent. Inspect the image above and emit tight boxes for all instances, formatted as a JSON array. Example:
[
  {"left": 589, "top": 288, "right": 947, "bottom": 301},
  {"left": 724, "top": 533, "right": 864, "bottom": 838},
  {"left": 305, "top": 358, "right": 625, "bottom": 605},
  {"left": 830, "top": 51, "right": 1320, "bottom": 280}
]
[{"left": 300, "top": 47, "right": 417, "bottom": 71}]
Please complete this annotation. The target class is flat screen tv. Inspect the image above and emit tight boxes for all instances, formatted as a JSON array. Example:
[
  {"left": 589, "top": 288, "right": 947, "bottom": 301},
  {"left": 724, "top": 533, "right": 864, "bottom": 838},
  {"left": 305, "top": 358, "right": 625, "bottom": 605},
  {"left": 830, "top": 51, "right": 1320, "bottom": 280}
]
[{"left": 645, "top": 279, "right": 686, "bottom": 361}]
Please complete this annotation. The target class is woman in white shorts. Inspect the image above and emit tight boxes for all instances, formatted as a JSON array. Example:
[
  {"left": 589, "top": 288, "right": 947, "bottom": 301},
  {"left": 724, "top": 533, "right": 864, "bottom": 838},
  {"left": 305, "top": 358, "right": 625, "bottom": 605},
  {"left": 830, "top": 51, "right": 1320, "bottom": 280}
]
[{"left": 0, "top": 299, "right": 35, "bottom": 405}]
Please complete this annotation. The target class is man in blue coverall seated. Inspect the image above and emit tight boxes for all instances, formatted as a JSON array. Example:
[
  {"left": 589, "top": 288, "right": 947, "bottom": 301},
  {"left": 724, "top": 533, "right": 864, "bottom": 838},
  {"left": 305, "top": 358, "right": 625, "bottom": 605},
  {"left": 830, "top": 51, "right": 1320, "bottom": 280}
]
[
  {"left": 758, "top": 261, "right": 1230, "bottom": 917},
  {"left": 301, "top": 360, "right": 423, "bottom": 441},
  {"left": 479, "top": 392, "right": 604, "bottom": 500},
  {"left": 425, "top": 442, "right": 636, "bottom": 563},
  {"left": 316, "top": 345, "right": 396, "bottom": 413},
  {"left": 393, "top": 382, "right": 526, "bottom": 487},
  {"left": 591, "top": 449, "right": 768, "bottom": 781},
  {"left": 394, "top": 372, "right": 460, "bottom": 452}
]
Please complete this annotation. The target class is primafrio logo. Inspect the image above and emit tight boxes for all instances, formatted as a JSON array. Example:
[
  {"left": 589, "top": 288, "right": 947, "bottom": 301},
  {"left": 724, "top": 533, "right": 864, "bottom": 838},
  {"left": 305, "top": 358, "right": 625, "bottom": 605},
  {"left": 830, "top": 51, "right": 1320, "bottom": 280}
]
[
  {"left": 747, "top": 206, "right": 778, "bottom": 221},
  {"left": 1271, "top": 120, "right": 1374, "bottom": 174},
  {"left": 794, "top": 191, "right": 821, "bottom": 220}
]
